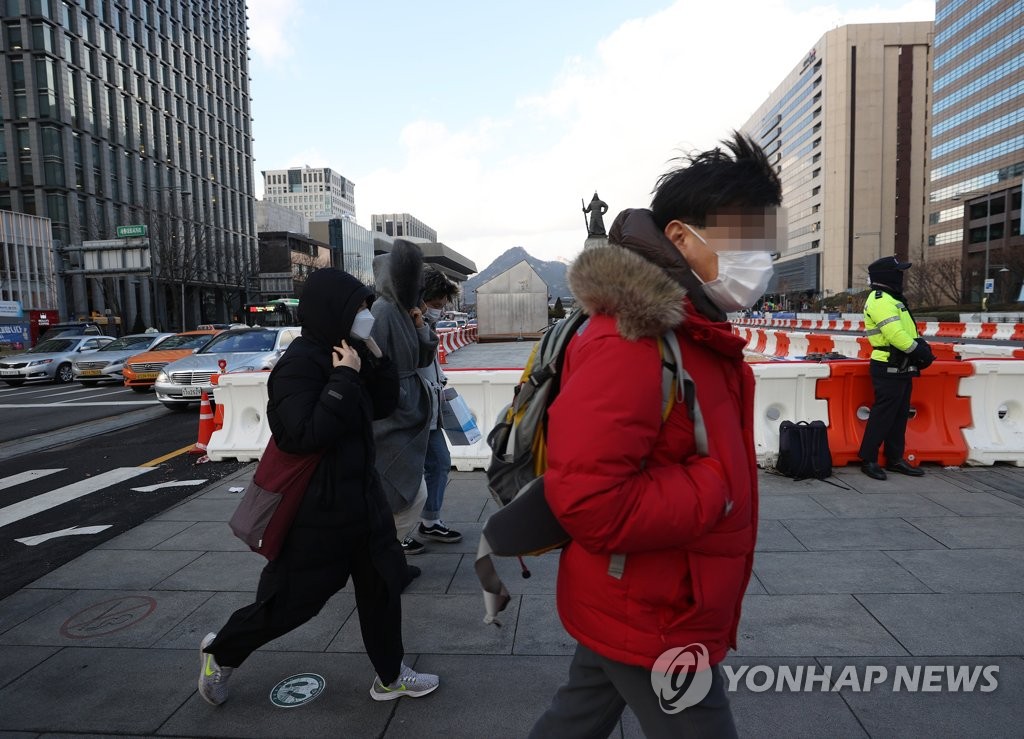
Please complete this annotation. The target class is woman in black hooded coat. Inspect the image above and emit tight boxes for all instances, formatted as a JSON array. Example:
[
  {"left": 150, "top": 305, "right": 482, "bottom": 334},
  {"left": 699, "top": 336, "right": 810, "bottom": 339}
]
[{"left": 198, "top": 268, "right": 440, "bottom": 706}]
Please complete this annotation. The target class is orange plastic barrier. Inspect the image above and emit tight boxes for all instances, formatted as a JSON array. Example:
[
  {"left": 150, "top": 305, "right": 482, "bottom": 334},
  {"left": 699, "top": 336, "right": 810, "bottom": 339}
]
[
  {"left": 772, "top": 331, "right": 790, "bottom": 357},
  {"left": 930, "top": 342, "right": 958, "bottom": 360},
  {"left": 815, "top": 360, "right": 973, "bottom": 467},
  {"left": 752, "top": 330, "right": 768, "bottom": 354},
  {"left": 1014, "top": 349, "right": 1024, "bottom": 359},
  {"left": 855, "top": 337, "right": 874, "bottom": 359},
  {"left": 806, "top": 333, "right": 835, "bottom": 355},
  {"left": 936, "top": 322, "right": 966, "bottom": 338}
]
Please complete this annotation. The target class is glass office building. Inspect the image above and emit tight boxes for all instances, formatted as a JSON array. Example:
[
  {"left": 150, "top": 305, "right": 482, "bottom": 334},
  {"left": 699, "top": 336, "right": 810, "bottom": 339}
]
[
  {"left": 0, "top": 0, "right": 257, "bottom": 329},
  {"left": 927, "top": 0, "right": 1024, "bottom": 303}
]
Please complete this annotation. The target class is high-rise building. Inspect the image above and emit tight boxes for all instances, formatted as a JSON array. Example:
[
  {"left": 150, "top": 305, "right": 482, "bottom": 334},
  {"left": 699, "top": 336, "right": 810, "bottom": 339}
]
[
  {"left": 370, "top": 212, "right": 436, "bottom": 242},
  {"left": 0, "top": 0, "right": 257, "bottom": 330},
  {"left": 262, "top": 166, "right": 356, "bottom": 222},
  {"left": 927, "top": 0, "right": 1024, "bottom": 305},
  {"left": 742, "top": 23, "right": 932, "bottom": 302}
]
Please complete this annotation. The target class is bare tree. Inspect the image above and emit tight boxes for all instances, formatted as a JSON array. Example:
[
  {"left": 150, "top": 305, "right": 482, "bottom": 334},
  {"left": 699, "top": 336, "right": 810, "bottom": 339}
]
[
  {"left": 289, "top": 244, "right": 329, "bottom": 298},
  {"left": 145, "top": 195, "right": 206, "bottom": 330},
  {"left": 904, "top": 256, "right": 963, "bottom": 309}
]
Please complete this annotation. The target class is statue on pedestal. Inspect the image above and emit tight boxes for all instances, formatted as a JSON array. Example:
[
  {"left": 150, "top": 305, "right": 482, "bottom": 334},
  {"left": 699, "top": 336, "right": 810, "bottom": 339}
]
[{"left": 582, "top": 192, "right": 608, "bottom": 238}]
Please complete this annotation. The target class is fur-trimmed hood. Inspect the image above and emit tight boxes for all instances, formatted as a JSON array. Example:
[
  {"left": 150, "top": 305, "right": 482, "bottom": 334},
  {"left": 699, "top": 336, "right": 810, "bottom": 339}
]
[{"left": 568, "top": 245, "right": 686, "bottom": 341}]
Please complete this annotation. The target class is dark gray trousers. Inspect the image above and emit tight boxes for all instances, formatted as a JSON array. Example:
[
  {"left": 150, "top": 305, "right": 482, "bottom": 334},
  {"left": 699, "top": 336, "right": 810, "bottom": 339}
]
[{"left": 530, "top": 644, "right": 738, "bottom": 739}]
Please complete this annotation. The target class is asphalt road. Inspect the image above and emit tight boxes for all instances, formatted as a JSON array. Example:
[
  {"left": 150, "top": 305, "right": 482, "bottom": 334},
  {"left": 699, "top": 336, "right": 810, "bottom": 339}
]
[{"left": 0, "top": 390, "right": 247, "bottom": 600}]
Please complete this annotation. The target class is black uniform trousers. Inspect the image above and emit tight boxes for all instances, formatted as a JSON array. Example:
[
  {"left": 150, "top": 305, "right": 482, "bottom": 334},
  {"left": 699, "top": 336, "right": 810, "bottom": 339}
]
[
  {"left": 858, "top": 359, "right": 914, "bottom": 465},
  {"left": 205, "top": 527, "right": 404, "bottom": 685}
]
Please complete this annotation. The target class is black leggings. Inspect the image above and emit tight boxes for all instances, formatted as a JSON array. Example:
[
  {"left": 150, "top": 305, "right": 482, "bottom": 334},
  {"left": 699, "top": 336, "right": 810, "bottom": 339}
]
[{"left": 206, "top": 529, "right": 404, "bottom": 684}]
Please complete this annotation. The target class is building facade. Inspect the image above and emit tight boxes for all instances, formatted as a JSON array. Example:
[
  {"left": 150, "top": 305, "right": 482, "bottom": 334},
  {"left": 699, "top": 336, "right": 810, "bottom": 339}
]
[
  {"left": 742, "top": 23, "right": 932, "bottom": 303},
  {"left": 308, "top": 218, "right": 375, "bottom": 287},
  {"left": 256, "top": 199, "right": 308, "bottom": 235},
  {"left": 0, "top": 0, "right": 258, "bottom": 331},
  {"left": 256, "top": 231, "right": 330, "bottom": 299},
  {"left": 262, "top": 167, "right": 356, "bottom": 222},
  {"left": 370, "top": 212, "right": 436, "bottom": 242},
  {"left": 927, "top": 0, "right": 1024, "bottom": 305},
  {"left": 0, "top": 209, "right": 57, "bottom": 311}
]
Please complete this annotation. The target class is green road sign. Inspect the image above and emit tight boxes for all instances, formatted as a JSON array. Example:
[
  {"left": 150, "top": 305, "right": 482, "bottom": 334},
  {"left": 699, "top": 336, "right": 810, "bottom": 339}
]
[{"left": 116, "top": 224, "right": 147, "bottom": 238}]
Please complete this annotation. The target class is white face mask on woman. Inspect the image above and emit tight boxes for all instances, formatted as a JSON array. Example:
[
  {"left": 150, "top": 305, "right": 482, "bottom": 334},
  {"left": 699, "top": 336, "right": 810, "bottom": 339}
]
[
  {"left": 685, "top": 224, "right": 774, "bottom": 312},
  {"left": 350, "top": 308, "right": 375, "bottom": 340},
  {"left": 424, "top": 307, "right": 444, "bottom": 323}
]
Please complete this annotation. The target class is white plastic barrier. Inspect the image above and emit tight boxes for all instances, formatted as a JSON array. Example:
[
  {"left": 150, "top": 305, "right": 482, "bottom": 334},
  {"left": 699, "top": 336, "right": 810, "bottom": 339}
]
[
  {"left": 786, "top": 332, "right": 810, "bottom": 358},
  {"left": 750, "top": 362, "right": 831, "bottom": 467},
  {"left": 830, "top": 334, "right": 865, "bottom": 358},
  {"left": 959, "top": 360, "right": 1024, "bottom": 467},
  {"left": 953, "top": 343, "right": 1020, "bottom": 359},
  {"left": 444, "top": 369, "right": 522, "bottom": 471},
  {"left": 206, "top": 372, "right": 271, "bottom": 462}
]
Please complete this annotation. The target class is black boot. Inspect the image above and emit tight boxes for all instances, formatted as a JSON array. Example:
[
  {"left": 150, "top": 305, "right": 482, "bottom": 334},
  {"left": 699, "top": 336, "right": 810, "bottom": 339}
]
[
  {"left": 886, "top": 459, "right": 924, "bottom": 476},
  {"left": 860, "top": 462, "right": 887, "bottom": 480}
]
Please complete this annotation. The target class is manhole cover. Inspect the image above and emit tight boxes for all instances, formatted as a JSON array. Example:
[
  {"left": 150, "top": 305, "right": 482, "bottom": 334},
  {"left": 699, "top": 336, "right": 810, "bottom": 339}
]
[{"left": 270, "top": 673, "right": 326, "bottom": 708}]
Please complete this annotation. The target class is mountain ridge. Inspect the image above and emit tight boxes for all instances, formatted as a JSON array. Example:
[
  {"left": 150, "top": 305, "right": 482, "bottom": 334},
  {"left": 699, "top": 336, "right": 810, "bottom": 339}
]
[{"left": 462, "top": 247, "right": 571, "bottom": 305}]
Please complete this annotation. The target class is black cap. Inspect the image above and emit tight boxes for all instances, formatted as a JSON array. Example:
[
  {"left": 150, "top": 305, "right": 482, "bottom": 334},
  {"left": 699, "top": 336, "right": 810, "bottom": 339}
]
[{"left": 868, "top": 256, "right": 912, "bottom": 274}]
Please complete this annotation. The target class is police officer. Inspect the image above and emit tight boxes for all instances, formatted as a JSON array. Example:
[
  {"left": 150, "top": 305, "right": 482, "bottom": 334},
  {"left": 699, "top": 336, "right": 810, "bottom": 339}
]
[{"left": 859, "top": 256, "right": 935, "bottom": 480}]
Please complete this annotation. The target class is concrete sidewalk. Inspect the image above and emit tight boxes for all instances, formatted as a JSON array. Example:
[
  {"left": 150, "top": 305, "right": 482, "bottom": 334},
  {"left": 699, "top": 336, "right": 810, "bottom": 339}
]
[{"left": 0, "top": 460, "right": 1021, "bottom": 737}]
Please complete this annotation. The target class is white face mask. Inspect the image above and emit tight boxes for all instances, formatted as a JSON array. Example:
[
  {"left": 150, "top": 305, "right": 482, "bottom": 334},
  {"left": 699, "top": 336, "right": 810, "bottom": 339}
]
[
  {"left": 424, "top": 307, "right": 444, "bottom": 323},
  {"left": 350, "top": 308, "right": 375, "bottom": 340},
  {"left": 685, "top": 224, "right": 774, "bottom": 312}
]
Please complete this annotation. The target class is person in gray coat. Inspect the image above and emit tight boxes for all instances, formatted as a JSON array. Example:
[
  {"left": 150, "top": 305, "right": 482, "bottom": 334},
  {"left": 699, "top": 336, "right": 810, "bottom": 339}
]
[{"left": 369, "top": 240, "right": 438, "bottom": 558}]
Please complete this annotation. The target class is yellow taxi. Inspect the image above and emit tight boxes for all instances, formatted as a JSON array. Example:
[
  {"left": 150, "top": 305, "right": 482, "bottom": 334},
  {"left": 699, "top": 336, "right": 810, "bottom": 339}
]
[{"left": 122, "top": 329, "right": 222, "bottom": 392}]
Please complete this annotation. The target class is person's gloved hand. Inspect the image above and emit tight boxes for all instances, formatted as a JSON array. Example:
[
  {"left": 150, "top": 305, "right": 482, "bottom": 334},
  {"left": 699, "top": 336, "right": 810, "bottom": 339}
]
[{"left": 909, "top": 340, "right": 935, "bottom": 369}]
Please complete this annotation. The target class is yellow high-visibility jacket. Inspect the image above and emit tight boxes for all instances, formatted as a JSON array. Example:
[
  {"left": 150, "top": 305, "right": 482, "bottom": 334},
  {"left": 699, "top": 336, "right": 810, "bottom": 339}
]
[{"left": 864, "top": 289, "right": 922, "bottom": 363}]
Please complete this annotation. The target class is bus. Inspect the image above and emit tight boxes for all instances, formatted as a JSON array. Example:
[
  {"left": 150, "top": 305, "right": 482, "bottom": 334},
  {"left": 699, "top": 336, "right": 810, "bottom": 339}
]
[
  {"left": 242, "top": 298, "right": 299, "bottom": 327},
  {"left": 444, "top": 310, "right": 469, "bottom": 327}
]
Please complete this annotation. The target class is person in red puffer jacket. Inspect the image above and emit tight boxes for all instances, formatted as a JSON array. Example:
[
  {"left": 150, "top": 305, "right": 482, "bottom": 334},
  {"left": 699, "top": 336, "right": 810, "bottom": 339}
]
[{"left": 530, "top": 132, "right": 782, "bottom": 739}]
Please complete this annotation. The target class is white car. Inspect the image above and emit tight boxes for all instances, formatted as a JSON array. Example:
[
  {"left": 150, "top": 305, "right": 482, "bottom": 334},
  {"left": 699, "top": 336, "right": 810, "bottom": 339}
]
[
  {"left": 0, "top": 335, "right": 115, "bottom": 386},
  {"left": 72, "top": 333, "right": 174, "bottom": 385}
]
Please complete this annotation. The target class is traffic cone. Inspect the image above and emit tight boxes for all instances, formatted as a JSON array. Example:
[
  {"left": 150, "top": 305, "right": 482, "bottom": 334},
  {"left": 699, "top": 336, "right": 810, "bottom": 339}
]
[
  {"left": 438, "top": 342, "right": 447, "bottom": 365},
  {"left": 212, "top": 398, "right": 224, "bottom": 434},
  {"left": 191, "top": 390, "right": 215, "bottom": 454}
]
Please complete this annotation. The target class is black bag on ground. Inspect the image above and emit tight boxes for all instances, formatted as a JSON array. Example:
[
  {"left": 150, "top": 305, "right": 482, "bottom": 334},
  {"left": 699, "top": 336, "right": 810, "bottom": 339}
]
[{"left": 776, "top": 420, "right": 832, "bottom": 480}]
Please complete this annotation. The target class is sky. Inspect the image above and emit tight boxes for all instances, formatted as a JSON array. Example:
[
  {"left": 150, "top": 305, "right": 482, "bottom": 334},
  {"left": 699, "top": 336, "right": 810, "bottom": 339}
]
[{"left": 245, "top": 0, "right": 935, "bottom": 270}]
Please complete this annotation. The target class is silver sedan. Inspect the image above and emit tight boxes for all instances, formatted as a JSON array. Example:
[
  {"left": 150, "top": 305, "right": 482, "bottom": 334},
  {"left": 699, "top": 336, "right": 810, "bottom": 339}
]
[
  {"left": 0, "top": 335, "right": 115, "bottom": 386},
  {"left": 72, "top": 333, "right": 174, "bottom": 385}
]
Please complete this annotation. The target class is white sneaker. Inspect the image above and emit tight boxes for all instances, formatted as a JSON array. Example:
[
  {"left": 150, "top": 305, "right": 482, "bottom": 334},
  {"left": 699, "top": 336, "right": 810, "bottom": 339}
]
[
  {"left": 369, "top": 662, "right": 439, "bottom": 701},
  {"left": 197, "top": 632, "right": 233, "bottom": 706}
]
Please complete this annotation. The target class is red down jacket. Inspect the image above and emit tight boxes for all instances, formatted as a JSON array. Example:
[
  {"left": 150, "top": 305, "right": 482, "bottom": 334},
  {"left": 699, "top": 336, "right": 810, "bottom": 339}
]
[{"left": 545, "top": 242, "right": 759, "bottom": 670}]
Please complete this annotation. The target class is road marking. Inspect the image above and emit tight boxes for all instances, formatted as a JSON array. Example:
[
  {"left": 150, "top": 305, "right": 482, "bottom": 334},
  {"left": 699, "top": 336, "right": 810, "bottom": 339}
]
[
  {"left": 0, "top": 467, "right": 154, "bottom": 528},
  {"left": 131, "top": 479, "right": 207, "bottom": 492},
  {"left": 0, "top": 469, "right": 65, "bottom": 491},
  {"left": 54, "top": 388, "right": 133, "bottom": 402},
  {"left": 15, "top": 524, "right": 112, "bottom": 546},
  {"left": 141, "top": 444, "right": 196, "bottom": 467},
  {"left": 0, "top": 402, "right": 160, "bottom": 407}
]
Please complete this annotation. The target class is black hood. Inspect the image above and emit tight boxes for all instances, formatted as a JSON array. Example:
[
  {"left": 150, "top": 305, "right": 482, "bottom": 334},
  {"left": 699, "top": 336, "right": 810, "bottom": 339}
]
[{"left": 297, "top": 268, "right": 373, "bottom": 348}]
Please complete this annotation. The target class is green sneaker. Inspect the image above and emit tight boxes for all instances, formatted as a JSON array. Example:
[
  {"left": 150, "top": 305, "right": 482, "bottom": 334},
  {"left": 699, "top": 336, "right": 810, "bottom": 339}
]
[
  {"left": 198, "top": 632, "right": 233, "bottom": 706},
  {"left": 369, "top": 663, "right": 439, "bottom": 701}
]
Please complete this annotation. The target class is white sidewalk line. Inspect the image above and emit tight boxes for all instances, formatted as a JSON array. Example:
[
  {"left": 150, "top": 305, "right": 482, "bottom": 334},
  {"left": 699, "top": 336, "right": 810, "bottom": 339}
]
[
  {"left": 0, "top": 467, "right": 155, "bottom": 528},
  {"left": 0, "top": 469, "right": 65, "bottom": 492}
]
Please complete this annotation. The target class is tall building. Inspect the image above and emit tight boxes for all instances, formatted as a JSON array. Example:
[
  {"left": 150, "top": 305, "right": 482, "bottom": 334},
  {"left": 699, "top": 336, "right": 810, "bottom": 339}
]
[
  {"left": 308, "top": 218, "right": 375, "bottom": 287},
  {"left": 262, "top": 166, "right": 356, "bottom": 222},
  {"left": 0, "top": 209, "right": 57, "bottom": 311},
  {"left": 742, "top": 23, "right": 932, "bottom": 302},
  {"left": 0, "top": 0, "right": 257, "bottom": 330},
  {"left": 256, "top": 199, "right": 308, "bottom": 235},
  {"left": 926, "top": 0, "right": 1024, "bottom": 305},
  {"left": 371, "top": 212, "right": 436, "bottom": 242}
]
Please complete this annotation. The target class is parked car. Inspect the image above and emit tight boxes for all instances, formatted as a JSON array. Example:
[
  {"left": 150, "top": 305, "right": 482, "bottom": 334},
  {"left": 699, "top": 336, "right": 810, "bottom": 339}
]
[
  {"left": 0, "top": 335, "right": 115, "bottom": 386},
  {"left": 154, "top": 326, "right": 300, "bottom": 410},
  {"left": 39, "top": 322, "right": 105, "bottom": 340},
  {"left": 435, "top": 320, "right": 459, "bottom": 330},
  {"left": 122, "top": 329, "right": 222, "bottom": 392},
  {"left": 72, "top": 332, "right": 175, "bottom": 385}
]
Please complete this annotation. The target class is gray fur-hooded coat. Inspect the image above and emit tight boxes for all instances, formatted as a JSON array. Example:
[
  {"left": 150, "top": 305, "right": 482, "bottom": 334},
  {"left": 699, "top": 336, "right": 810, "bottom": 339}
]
[{"left": 369, "top": 240, "right": 439, "bottom": 512}]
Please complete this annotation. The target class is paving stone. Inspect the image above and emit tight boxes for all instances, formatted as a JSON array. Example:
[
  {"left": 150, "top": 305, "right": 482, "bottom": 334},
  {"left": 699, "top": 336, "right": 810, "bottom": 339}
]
[
  {"left": 917, "top": 491, "right": 1024, "bottom": 516},
  {"left": 151, "top": 521, "right": 251, "bottom": 551},
  {"left": 398, "top": 551, "right": 464, "bottom": 595},
  {"left": 0, "top": 644, "right": 59, "bottom": 691},
  {"left": 0, "top": 647, "right": 197, "bottom": 734},
  {"left": 512, "top": 593, "right": 576, "bottom": 656},
  {"left": 746, "top": 572, "right": 767, "bottom": 595},
  {"left": 448, "top": 547, "right": 559, "bottom": 595},
  {"left": 817, "top": 656, "right": 1022, "bottom": 739},
  {"left": 736, "top": 595, "right": 909, "bottom": 657},
  {"left": 94, "top": 520, "right": 193, "bottom": 550},
  {"left": 754, "top": 551, "right": 930, "bottom": 594},
  {"left": 856, "top": 593, "right": 1024, "bottom": 655},
  {"left": 153, "top": 551, "right": 267, "bottom": 592},
  {"left": 327, "top": 594, "right": 520, "bottom": 655},
  {"left": 781, "top": 517, "right": 946, "bottom": 551},
  {"left": 884, "top": 549, "right": 1024, "bottom": 593},
  {"left": 0, "top": 589, "right": 211, "bottom": 648},
  {"left": 758, "top": 494, "right": 835, "bottom": 519},
  {"left": 431, "top": 484, "right": 490, "bottom": 524},
  {"left": 160, "top": 651, "right": 392, "bottom": 738},
  {"left": 905, "top": 516, "right": 1024, "bottom": 549},
  {"left": 0, "top": 589, "right": 71, "bottom": 636},
  {"left": 152, "top": 496, "right": 242, "bottom": 521},
  {"left": 757, "top": 474, "right": 848, "bottom": 495},
  {"left": 25, "top": 549, "right": 203, "bottom": 590},
  {"left": 811, "top": 492, "right": 960, "bottom": 518},
  {"left": 756, "top": 520, "right": 808, "bottom": 551}
]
